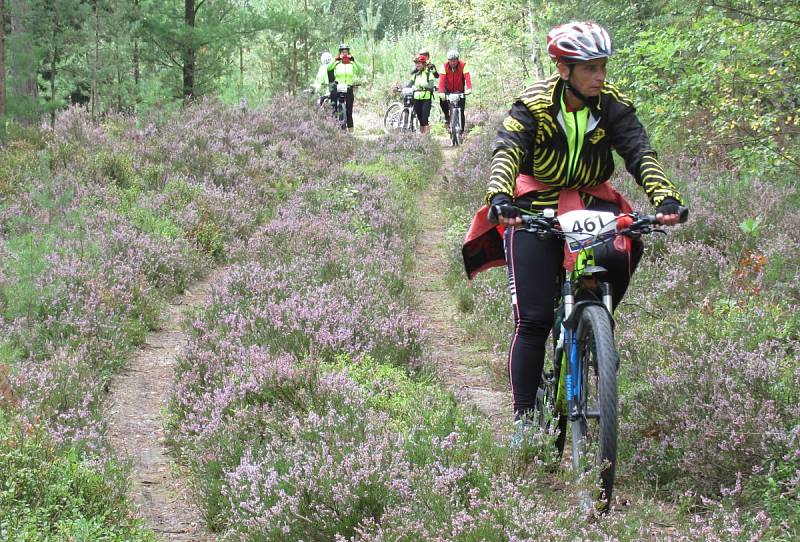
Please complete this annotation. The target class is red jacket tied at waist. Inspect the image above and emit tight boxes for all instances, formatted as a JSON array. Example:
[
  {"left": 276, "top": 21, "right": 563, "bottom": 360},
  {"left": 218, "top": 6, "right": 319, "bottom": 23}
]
[{"left": 462, "top": 174, "right": 633, "bottom": 279}]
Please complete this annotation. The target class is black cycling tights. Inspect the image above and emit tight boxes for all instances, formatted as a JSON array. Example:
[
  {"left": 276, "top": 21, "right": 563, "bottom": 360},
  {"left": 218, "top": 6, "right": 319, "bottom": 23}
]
[{"left": 504, "top": 203, "right": 643, "bottom": 419}]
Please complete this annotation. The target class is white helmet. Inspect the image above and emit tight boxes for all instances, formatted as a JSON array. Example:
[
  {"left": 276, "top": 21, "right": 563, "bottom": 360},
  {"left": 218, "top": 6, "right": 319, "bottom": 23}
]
[
  {"left": 320, "top": 51, "right": 333, "bottom": 65},
  {"left": 447, "top": 49, "right": 459, "bottom": 60},
  {"left": 546, "top": 21, "right": 612, "bottom": 63}
]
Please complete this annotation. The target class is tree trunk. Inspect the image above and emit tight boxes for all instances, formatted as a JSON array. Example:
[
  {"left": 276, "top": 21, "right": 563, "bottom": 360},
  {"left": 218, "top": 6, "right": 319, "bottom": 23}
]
[
  {"left": 1, "top": 0, "right": 6, "bottom": 117},
  {"left": 303, "top": 0, "right": 308, "bottom": 82},
  {"left": 526, "top": 5, "right": 542, "bottom": 80},
  {"left": 91, "top": 0, "right": 99, "bottom": 121},
  {"left": 49, "top": 46, "right": 57, "bottom": 128},
  {"left": 289, "top": 33, "right": 297, "bottom": 95},
  {"left": 10, "top": 0, "right": 37, "bottom": 99},
  {"left": 133, "top": 0, "right": 140, "bottom": 105},
  {"left": 183, "top": 0, "right": 196, "bottom": 102}
]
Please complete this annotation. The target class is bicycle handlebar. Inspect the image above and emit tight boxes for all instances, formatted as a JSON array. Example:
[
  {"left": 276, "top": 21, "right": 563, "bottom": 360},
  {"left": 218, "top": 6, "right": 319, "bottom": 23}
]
[
  {"left": 632, "top": 206, "right": 689, "bottom": 226},
  {"left": 511, "top": 206, "right": 689, "bottom": 238}
]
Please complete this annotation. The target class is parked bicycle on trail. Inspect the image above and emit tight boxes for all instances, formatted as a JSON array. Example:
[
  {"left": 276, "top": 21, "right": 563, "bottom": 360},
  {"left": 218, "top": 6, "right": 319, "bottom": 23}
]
[
  {"left": 438, "top": 49, "right": 472, "bottom": 143},
  {"left": 327, "top": 43, "right": 363, "bottom": 131},
  {"left": 461, "top": 21, "right": 688, "bottom": 511}
]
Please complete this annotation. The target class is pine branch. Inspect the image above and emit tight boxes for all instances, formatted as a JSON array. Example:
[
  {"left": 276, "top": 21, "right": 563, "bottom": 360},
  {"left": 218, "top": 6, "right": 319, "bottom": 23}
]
[{"left": 706, "top": 1, "right": 800, "bottom": 26}]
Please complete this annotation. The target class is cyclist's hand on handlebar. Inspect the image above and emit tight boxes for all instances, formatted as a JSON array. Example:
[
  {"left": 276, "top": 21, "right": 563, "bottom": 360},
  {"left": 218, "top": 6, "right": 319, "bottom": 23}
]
[
  {"left": 487, "top": 194, "right": 522, "bottom": 226},
  {"left": 655, "top": 197, "right": 689, "bottom": 226}
]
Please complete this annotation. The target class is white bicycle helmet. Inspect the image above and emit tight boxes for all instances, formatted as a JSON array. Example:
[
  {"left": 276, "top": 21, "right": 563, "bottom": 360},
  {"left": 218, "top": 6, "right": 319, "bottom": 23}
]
[
  {"left": 447, "top": 49, "right": 459, "bottom": 60},
  {"left": 320, "top": 51, "right": 333, "bottom": 65},
  {"left": 546, "top": 21, "right": 612, "bottom": 63}
]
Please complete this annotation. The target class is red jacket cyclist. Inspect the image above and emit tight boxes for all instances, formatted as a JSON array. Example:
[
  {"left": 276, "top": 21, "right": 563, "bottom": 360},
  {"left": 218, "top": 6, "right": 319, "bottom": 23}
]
[{"left": 438, "top": 50, "right": 472, "bottom": 133}]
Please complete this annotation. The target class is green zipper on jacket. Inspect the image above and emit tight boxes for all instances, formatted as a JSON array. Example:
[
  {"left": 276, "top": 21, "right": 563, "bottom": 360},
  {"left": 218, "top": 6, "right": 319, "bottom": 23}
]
[{"left": 560, "top": 89, "right": 589, "bottom": 184}]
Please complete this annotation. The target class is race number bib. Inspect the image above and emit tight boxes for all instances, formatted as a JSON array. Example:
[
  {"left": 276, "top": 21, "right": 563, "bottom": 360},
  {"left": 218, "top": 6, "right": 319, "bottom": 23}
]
[
  {"left": 559, "top": 210, "right": 617, "bottom": 253},
  {"left": 337, "top": 83, "right": 348, "bottom": 93}
]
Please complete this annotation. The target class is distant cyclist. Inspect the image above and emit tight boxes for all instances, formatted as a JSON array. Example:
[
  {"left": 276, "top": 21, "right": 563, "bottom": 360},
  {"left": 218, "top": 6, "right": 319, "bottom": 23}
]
[
  {"left": 416, "top": 48, "right": 439, "bottom": 79},
  {"left": 408, "top": 54, "right": 437, "bottom": 134},
  {"left": 314, "top": 51, "right": 334, "bottom": 107},
  {"left": 438, "top": 49, "right": 472, "bottom": 133},
  {"left": 327, "top": 43, "right": 363, "bottom": 130},
  {"left": 462, "top": 21, "right": 687, "bottom": 442}
]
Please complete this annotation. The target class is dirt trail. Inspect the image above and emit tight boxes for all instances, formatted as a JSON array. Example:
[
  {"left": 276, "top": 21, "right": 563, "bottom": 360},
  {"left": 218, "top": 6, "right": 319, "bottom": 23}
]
[
  {"left": 409, "top": 144, "right": 511, "bottom": 433},
  {"left": 106, "top": 272, "right": 221, "bottom": 542}
]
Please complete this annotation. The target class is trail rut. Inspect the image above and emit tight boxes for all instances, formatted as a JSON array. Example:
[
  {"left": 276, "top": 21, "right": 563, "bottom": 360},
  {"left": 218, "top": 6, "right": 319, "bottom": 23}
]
[
  {"left": 410, "top": 144, "right": 511, "bottom": 434},
  {"left": 106, "top": 273, "right": 221, "bottom": 542}
]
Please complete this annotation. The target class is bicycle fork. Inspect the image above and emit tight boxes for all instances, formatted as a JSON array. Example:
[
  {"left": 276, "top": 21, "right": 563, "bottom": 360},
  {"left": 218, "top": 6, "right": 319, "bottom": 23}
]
[{"left": 560, "top": 282, "right": 582, "bottom": 422}]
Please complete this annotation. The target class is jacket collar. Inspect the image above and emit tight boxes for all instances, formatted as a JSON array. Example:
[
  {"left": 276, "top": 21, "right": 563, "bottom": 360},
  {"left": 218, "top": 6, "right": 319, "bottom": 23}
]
[{"left": 549, "top": 77, "right": 602, "bottom": 115}]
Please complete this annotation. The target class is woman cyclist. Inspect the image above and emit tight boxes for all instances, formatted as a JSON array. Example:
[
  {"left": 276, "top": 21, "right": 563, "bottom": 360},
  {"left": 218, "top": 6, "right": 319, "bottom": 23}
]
[
  {"left": 462, "top": 21, "right": 688, "bottom": 442},
  {"left": 327, "top": 43, "right": 363, "bottom": 130},
  {"left": 408, "top": 55, "right": 437, "bottom": 134}
]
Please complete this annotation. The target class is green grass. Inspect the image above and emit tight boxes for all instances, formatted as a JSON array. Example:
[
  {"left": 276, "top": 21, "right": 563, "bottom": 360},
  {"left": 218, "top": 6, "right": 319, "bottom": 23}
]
[{"left": 0, "top": 415, "right": 154, "bottom": 542}]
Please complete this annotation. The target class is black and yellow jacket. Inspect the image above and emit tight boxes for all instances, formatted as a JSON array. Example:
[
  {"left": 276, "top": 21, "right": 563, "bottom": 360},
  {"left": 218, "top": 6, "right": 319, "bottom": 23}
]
[{"left": 487, "top": 75, "right": 683, "bottom": 209}]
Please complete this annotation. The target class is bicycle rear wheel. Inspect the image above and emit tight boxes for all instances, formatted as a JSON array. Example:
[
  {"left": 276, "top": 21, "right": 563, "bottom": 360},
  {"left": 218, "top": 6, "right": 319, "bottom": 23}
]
[
  {"left": 336, "top": 102, "right": 347, "bottom": 130},
  {"left": 571, "top": 304, "right": 618, "bottom": 511},
  {"left": 383, "top": 102, "right": 402, "bottom": 134},
  {"left": 535, "top": 366, "right": 568, "bottom": 455}
]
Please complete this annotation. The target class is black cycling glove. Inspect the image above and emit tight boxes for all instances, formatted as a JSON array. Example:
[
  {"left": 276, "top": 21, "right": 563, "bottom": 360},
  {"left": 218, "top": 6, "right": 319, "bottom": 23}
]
[
  {"left": 487, "top": 194, "right": 520, "bottom": 224},
  {"left": 656, "top": 197, "right": 689, "bottom": 222}
]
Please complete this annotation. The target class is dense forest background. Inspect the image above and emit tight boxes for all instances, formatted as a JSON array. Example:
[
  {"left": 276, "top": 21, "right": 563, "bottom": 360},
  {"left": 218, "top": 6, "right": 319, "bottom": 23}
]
[{"left": 1, "top": 0, "right": 799, "bottom": 175}]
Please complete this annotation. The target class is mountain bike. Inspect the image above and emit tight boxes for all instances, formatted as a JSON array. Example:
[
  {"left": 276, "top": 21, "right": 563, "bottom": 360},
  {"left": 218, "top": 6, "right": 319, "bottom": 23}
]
[
  {"left": 445, "top": 92, "right": 465, "bottom": 146},
  {"left": 523, "top": 206, "right": 687, "bottom": 511},
  {"left": 302, "top": 86, "right": 330, "bottom": 109},
  {"left": 383, "top": 87, "right": 417, "bottom": 134},
  {"left": 332, "top": 81, "right": 350, "bottom": 130}
]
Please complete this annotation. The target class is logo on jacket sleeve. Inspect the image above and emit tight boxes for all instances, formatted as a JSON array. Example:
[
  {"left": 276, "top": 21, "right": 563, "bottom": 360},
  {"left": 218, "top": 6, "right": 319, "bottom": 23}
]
[
  {"left": 503, "top": 116, "right": 525, "bottom": 132},
  {"left": 589, "top": 128, "right": 605, "bottom": 144}
]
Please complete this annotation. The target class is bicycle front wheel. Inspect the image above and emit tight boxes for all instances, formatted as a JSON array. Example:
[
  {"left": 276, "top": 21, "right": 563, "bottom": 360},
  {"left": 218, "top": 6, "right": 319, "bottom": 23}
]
[
  {"left": 571, "top": 304, "right": 618, "bottom": 511},
  {"left": 399, "top": 108, "right": 413, "bottom": 132},
  {"left": 336, "top": 102, "right": 347, "bottom": 130},
  {"left": 451, "top": 112, "right": 462, "bottom": 146},
  {"left": 383, "top": 102, "right": 402, "bottom": 134}
]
